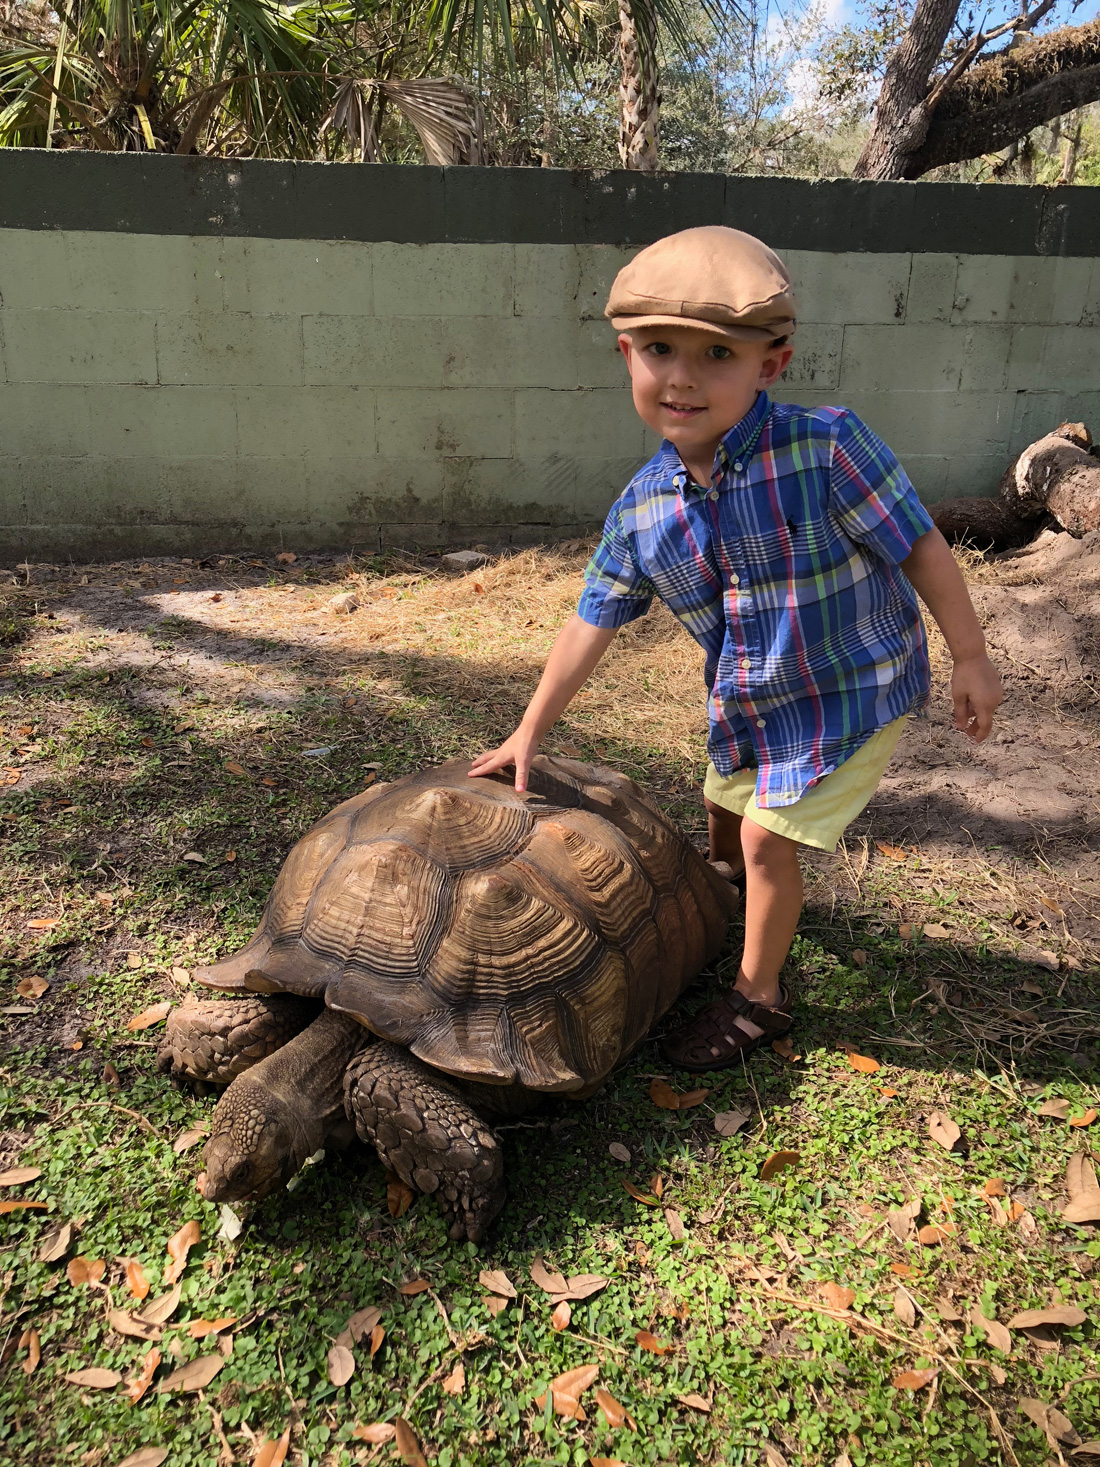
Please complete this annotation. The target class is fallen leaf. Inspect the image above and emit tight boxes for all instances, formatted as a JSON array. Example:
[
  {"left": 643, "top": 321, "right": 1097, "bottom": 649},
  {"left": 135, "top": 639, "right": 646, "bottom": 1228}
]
[
  {"left": 0, "top": 1166, "right": 41, "bottom": 1186},
  {"left": 171, "top": 967, "right": 191, "bottom": 985},
  {"left": 15, "top": 977, "right": 48, "bottom": 1000},
  {"left": 890, "top": 1263, "right": 914, "bottom": 1278},
  {"left": 65, "top": 1367, "right": 122, "bottom": 1388},
  {"left": 369, "top": 1323, "right": 385, "bottom": 1359},
  {"left": 122, "top": 1259, "right": 149, "bottom": 1300},
  {"left": 1020, "top": 1398, "right": 1081, "bottom": 1446},
  {"left": 530, "top": 1257, "right": 568, "bottom": 1294},
  {"left": 557, "top": 1273, "right": 609, "bottom": 1302},
  {"left": 26, "top": 918, "right": 58, "bottom": 930},
  {"left": 1039, "top": 1098, "right": 1073, "bottom": 1119},
  {"left": 386, "top": 1174, "right": 415, "bottom": 1219},
  {"left": 117, "top": 1452, "right": 168, "bottom": 1467},
  {"left": 1069, "top": 1109, "right": 1098, "bottom": 1129},
  {"left": 1063, "top": 1149, "right": 1100, "bottom": 1223},
  {"left": 649, "top": 1078, "right": 681, "bottom": 1110},
  {"left": 19, "top": 1327, "right": 40, "bottom": 1375},
  {"left": 125, "top": 1345, "right": 162, "bottom": 1404},
  {"left": 224, "top": 761, "right": 247, "bottom": 776},
  {"left": 127, "top": 1003, "right": 171, "bottom": 1033},
  {"left": 158, "top": 1354, "right": 224, "bottom": 1392},
  {"left": 880, "top": 1087, "right": 899, "bottom": 1099},
  {"left": 678, "top": 1392, "right": 711, "bottom": 1412},
  {"left": 664, "top": 1208, "right": 685, "bottom": 1241},
  {"left": 635, "top": 1330, "right": 673, "bottom": 1355},
  {"left": 898, "top": 923, "right": 915, "bottom": 940},
  {"left": 622, "top": 1178, "right": 660, "bottom": 1206},
  {"left": 760, "top": 1150, "right": 799, "bottom": 1182},
  {"left": 986, "top": 1195, "right": 1009, "bottom": 1227},
  {"left": 66, "top": 1256, "right": 105, "bottom": 1286},
  {"left": 927, "top": 1112, "right": 961, "bottom": 1151},
  {"left": 1009, "top": 1201, "right": 1028, "bottom": 1224},
  {"left": 589, "top": 1460, "right": 628, "bottom": 1467},
  {"left": 608, "top": 1142, "right": 631, "bottom": 1164},
  {"left": 846, "top": 1052, "right": 881, "bottom": 1074},
  {"left": 762, "top": 1444, "right": 790, "bottom": 1467},
  {"left": 892, "top": 1367, "right": 938, "bottom": 1390},
  {"left": 969, "top": 1304, "right": 1011, "bottom": 1354},
  {"left": 108, "top": 1309, "right": 162, "bottom": 1342},
  {"left": 850, "top": 949, "right": 868, "bottom": 968},
  {"left": 1007, "top": 1305, "right": 1087, "bottom": 1329},
  {"left": 594, "top": 1387, "right": 636, "bottom": 1429},
  {"left": 678, "top": 1088, "right": 711, "bottom": 1108},
  {"left": 983, "top": 1178, "right": 1006, "bottom": 1198},
  {"left": 254, "top": 1428, "right": 292, "bottom": 1467},
  {"left": 917, "top": 1224, "right": 956, "bottom": 1245},
  {"left": 173, "top": 1127, "right": 206, "bottom": 1155},
  {"left": 1072, "top": 1444, "right": 1100, "bottom": 1458},
  {"left": 398, "top": 1278, "right": 431, "bottom": 1296},
  {"left": 922, "top": 923, "right": 953, "bottom": 939},
  {"left": 352, "top": 1424, "right": 396, "bottom": 1444},
  {"left": 275, "top": 551, "right": 297, "bottom": 564},
  {"left": 547, "top": 1364, "right": 600, "bottom": 1402},
  {"left": 551, "top": 1301, "right": 571, "bottom": 1330},
  {"left": 771, "top": 1036, "right": 800, "bottom": 1062},
  {"left": 935, "top": 1297, "right": 962, "bottom": 1321},
  {"left": 335, "top": 1305, "right": 382, "bottom": 1348},
  {"left": 820, "top": 1283, "right": 855, "bottom": 1311},
  {"left": 441, "top": 1360, "right": 465, "bottom": 1395},
  {"left": 140, "top": 1284, "right": 182, "bottom": 1325},
  {"left": 182, "top": 851, "right": 205, "bottom": 864},
  {"left": 327, "top": 1344, "right": 355, "bottom": 1386},
  {"left": 893, "top": 1289, "right": 917, "bottom": 1328},
  {"left": 164, "top": 1220, "right": 201, "bottom": 1284},
  {"left": 875, "top": 840, "right": 908, "bottom": 861},
  {"left": 1039, "top": 894, "right": 1064, "bottom": 915},
  {"left": 484, "top": 1295, "right": 509, "bottom": 1317},
  {"left": 650, "top": 1172, "right": 664, "bottom": 1199},
  {"left": 102, "top": 1062, "right": 121, "bottom": 1087},
  {"left": 188, "top": 1317, "right": 237, "bottom": 1339},
  {"left": 126, "top": 952, "right": 143, "bottom": 969},
  {"left": 478, "top": 1269, "right": 516, "bottom": 1298},
  {"left": 0, "top": 1199, "right": 47, "bottom": 1213},
  {"left": 714, "top": 1109, "right": 751, "bottom": 1137}
]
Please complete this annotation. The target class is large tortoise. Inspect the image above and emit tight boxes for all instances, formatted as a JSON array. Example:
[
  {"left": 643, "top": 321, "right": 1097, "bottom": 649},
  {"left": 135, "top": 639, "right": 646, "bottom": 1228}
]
[{"left": 160, "top": 756, "right": 737, "bottom": 1240}]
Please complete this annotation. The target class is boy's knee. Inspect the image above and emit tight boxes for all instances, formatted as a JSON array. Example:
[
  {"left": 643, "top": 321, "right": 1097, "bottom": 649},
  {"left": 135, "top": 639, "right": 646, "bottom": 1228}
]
[{"left": 740, "top": 818, "right": 798, "bottom": 864}]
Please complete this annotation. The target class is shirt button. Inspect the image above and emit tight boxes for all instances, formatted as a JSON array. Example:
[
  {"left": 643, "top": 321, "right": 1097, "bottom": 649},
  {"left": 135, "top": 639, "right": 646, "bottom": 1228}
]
[
  {"left": 734, "top": 461, "right": 743, "bottom": 471},
  {"left": 756, "top": 718, "right": 767, "bottom": 728},
  {"left": 729, "top": 572, "right": 739, "bottom": 585},
  {"left": 707, "top": 489, "right": 719, "bottom": 502},
  {"left": 740, "top": 658, "right": 751, "bottom": 669}
]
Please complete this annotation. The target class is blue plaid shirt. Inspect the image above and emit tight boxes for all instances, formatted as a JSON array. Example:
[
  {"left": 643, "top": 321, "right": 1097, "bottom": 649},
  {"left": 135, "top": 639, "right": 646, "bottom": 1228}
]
[{"left": 577, "top": 392, "right": 934, "bottom": 808}]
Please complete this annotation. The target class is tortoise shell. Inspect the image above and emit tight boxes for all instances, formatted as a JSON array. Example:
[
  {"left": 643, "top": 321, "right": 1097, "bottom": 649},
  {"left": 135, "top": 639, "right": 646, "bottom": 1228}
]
[{"left": 195, "top": 757, "right": 736, "bottom": 1095}]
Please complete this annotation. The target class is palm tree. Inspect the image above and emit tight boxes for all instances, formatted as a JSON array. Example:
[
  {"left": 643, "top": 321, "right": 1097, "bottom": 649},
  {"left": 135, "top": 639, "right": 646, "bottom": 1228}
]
[{"left": 617, "top": 0, "right": 659, "bottom": 169}]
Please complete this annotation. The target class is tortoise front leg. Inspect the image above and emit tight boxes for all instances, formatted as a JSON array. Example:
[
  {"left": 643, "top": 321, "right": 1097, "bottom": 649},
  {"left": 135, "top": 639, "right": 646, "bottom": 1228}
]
[
  {"left": 344, "top": 1044, "right": 505, "bottom": 1244},
  {"left": 157, "top": 994, "right": 322, "bottom": 1087}
]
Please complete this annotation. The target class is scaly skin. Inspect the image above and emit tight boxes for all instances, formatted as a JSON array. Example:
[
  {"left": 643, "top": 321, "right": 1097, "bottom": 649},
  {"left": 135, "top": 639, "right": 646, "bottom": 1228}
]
[
  {"left": 344, "top": 1043, "right": 506, "bottom": 1243},
  {"left": 158, "top": 994, "right": 322, "bottom": 1087},
  {"left": 200, "top": 1008, "right": 365, "bottom": 1202}
]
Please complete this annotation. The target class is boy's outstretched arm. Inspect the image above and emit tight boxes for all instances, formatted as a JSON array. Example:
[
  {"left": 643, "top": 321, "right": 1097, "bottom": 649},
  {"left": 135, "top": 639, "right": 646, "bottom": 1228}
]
[
  {"left": 468, "top": 615, "right": 618, "bottom": 791},
  {"left": 900, "top": 527, "right": 1003, "bottom": 742}
]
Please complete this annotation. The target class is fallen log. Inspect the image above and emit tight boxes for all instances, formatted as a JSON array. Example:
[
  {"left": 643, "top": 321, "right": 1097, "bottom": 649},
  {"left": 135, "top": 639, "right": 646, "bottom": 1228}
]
[
  {"left": 929, "top": 496, "right": 1035, "bottom": 550},
  {"left": 1000, "top": 421, "right": 1100, "bottom": 538}
]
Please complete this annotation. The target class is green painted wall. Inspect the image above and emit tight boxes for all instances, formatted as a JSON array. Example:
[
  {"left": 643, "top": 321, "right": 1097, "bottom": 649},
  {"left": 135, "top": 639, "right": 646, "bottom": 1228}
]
[{"left": 1, "top": 159, "right": 1098, "bottom": 563}]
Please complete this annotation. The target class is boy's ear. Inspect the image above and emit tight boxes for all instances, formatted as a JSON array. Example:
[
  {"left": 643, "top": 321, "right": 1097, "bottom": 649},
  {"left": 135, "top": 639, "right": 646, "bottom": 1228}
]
[
  {"left": 758, "top": 343, "right": 795, "bottom": 388},
  {"left": 617, "top": 333, "right": 635, "bottom": 375}
]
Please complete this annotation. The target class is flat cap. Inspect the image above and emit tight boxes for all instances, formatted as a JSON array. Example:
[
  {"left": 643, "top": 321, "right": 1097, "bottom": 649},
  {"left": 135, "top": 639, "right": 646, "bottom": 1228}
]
[{"left": 606, "top": 225, "right": 796, "bottom": 342}]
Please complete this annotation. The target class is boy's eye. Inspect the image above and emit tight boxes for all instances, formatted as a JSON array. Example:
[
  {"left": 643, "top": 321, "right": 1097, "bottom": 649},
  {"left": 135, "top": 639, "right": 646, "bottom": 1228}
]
[
  {"left": 646, "top": 342, "right": 672, "bottom": 355},
  {"left": 707, "top": 345, "right": 731, "bottom": 360}
]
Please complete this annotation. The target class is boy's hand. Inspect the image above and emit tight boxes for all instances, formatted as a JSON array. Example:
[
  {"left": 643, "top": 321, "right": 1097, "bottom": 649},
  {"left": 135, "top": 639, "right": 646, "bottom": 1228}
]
[
  {"left": 950, "top": 653, "right": 1002, "bottom": 742},
  {"left": 468, "top": 726, "right": 541, "bottom": 793}
]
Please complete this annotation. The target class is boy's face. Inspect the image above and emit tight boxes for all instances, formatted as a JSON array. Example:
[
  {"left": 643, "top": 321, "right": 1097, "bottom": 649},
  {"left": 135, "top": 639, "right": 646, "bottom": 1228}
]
[{"left": 618, "top": 325, "right": 793, "bottom": 477}]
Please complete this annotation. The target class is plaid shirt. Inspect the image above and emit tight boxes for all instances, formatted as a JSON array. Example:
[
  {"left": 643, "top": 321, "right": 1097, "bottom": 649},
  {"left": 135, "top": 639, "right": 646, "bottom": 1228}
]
[{"left": 577, "top": 392, "right": 934, "bottom": 808}]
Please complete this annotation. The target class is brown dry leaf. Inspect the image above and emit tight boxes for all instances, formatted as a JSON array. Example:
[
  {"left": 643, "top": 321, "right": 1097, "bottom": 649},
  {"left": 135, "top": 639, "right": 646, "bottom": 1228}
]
[
  {"left": 66, "top": 1367, "right": 122, "bottom": 1388},
  {"left": 484, "top": 1295, "right": 509, "bottom": 1317},
  {"left": 102, "top": 1062, "right": 121, "bottom": 1087},
  {"left": 16, "top": 976, "right": 48, "bottom": 1000},
  {"left": 336, "top": 1305, "right": 382, "bottom": 1348},
  {"left": 123, "top": 1259, "right": 150, "bottom": 1300},
  {"left": 140, "top": 1284, "right": 183, "bottom": 1325},
  {"left": 188, "top": 1317, "right": 237, "bottom": 1339},
  {"left": 760, "top": 1150, "right": 800, "bottom": 1182},
  {"left": 117, "top": 1449, "right": 169, "bottom": 1467},
  {"left": 875, "top": 841, "right": 909, "bottom": 862},
  {"left": 173, "top": 1128, "right": 206, "bottom": 1155},
  {"left": 714, "top": 1109, "right": 751, "bottom": 1137},
  {"left": 397, "top": 1278, "right": 431, "bottom": 1296},
  {"left": 986, "top": 1195, "right": 1009, "bottom": 1227},
  {"left": 551, "top": 1301, "right": 571, "bottom": 1331},
  {"left": 108, "top": 1309, "right": 162, "bottom": 1342},
  {"left": 593, "top": 1388, "right": 636, "bottom": 1430},
  {"left": 1009, "top": 1201, "right": 1028, "bottom": 1224},
  {"left": 635, "top": 1330, "right": 673, "bottom": 1355},
  {"left": 224, "top": 761, "right": 247, "bottom": 777},
  {"left": 762, "top": 1444, "right": 790, "bottom": 1467},
  {"left": 125, "top": 1346, "right": 162, "bottom": 1405},
  {"left": 898, "top": 923, "right": 915, "bottom": 941},
  {"left": 927, "top": 1111, "right": 961, "bottom": 1150},
  {"left": 1039, "top": 1098, "right": 1073, "bottom": 1119},
  {"left": 936, "top": 1297, "right": 963, "bottom": 1321},
  {"left": 922, "top": 922, "right": 953, "bottom": 939},
  {"left": 478, "top": 1269, "right": 516, "bottom": 1298},
  {"left": 559, "top": 1273, "right": 609, "bottom": 1302},
  {"left": 254, "top": 1428, "right": 292, "bottom": 1467},
  {"left": 369, "top": 1323, "right": 385, "bottom": 1359},
  {"left": 1072, "top": 1444, "right": 1100, "bottom": 1458},
  {"left": 441, "top": 1360, "right": 465, "bottom": 1395},
  {"left": 846, "top": 1052, "right": 881, "bottom": 1074},
  {"left": 678, "top": 1392, "right": 712, "bottom": 1413},
  {"left": 969, "top": 1305, "right": 1011, "bottom": 1354},
  {"left": 622, "top": 1178, "right": 660, "bottom": 1206},
  {"left": 0, "top": 1166, "right": 42, "bottom": 1186},
  {"left": 352, "top": 1424, "right": 396, "bottom": 1444},
  {"left": 126, "top": 1003, "right": 171, "bottom": 1033},
  {"left": 1039, "top": 894, "right": 1065, "bottom": 915},
  {"left": 678, "top": 1088, "right": 711, "bottom": 1108},
  {"left": 164, "top": 1219, "right": 201, "bottom": 1284},
  {"left": 893, "top": 1289, "right": 917, "bottom": 1328},
  {"left": 850, "top": 949, "right": 868, "bottom": 968},
  {"left": 1069, "top": 1109, "right": 1098, "bottom": 1128},
  {"left": 664, "top": 1208, "right": 685, "bottom": 1241},
  {"left": 892, "top": 1367, "right": 938, "bottom": 1390},
  {"left": 820, "top": 1283, "right": 856, "bottom": 1310},
  {"left": 649, "top": 1078, "right": 681, "bottom": 1110},
  {"left": 0, "top": 1200, "right": 48, "bottom": 1214},
  {"left": 982, "top": 1178, "right": 1006, "bottom": 1198},
  {"left": 171, "top": 967, "right": 191, "bottom": 986},
  {"left": 1007, "top": 1305, "right": 1088, "bottom": 1329},
  {"left": 890, "top": 1263, "right": 914, "bottom": 1278},
  {"left": 530, "top": 1257, "right": 568, "bottom": 1294},
  {"left": 158, "top": 1354, "right": 224, "bottom": 1393},
  {"left": 27, "top": 918, "right": 58, "bottom": 930},
  {"left": 550, "top": 1364, "right": 601, "bottom": 1400},
  {"left": 66, "top": 1256, "right": 105, "bottom": 1286},
  {"left": 1063, "top": 1150, "right": 1100, "bottom": 1223},
  {"left": 608, "top": 1142, "right": 631, "bottom": 1164},
  {"left": 275, "top": 550, "right": 297, "bottom": 564},
  {"left": 771, "top": 1036, "right": 800, "bottom": 1062},
  {"left": 650, "top": 1172, "right": 664, "bottom": 1199},
  {"left": 327, "top": 1344, "right": 355, "bottom": 1387},
  {"left": 386, "top": 1174, "right": 415, "bottom": 1219},
  {"left": 917, "top": 1224, "right": 956, "bottom": 1245},
  {"left": 589, "top": 1460, "right": 628, "bottom": 1467},
  {"left": 19, "top": 1327, "right": 40, "bottom": 1375},
  {"left": 880, "top": 1087, "right": 899, "bottom": 1099},
  {"left": 1020, "top": 1398, "right": 1081, "bottom": 1447}
]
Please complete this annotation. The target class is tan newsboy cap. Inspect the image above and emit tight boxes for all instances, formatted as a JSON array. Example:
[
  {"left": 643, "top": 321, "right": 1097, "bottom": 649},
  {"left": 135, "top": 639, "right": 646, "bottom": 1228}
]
[{"left": 606, "top": 225, "right": 796, "bottom": 342}]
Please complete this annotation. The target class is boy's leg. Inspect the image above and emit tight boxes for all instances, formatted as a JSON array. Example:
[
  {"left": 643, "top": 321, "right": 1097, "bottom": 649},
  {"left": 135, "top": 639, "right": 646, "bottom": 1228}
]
[{"left": 706, "top": 797, "right": 746, "bottom": 872}]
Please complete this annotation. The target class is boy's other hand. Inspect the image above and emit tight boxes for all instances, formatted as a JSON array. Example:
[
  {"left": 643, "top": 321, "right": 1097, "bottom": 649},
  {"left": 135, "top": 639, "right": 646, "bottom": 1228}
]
[
  {"left": 468, "top": 727, "right": 541, "bottom": 793},
  {"left": 950, "top": 653, "right": 1002, "bottom": 742}
]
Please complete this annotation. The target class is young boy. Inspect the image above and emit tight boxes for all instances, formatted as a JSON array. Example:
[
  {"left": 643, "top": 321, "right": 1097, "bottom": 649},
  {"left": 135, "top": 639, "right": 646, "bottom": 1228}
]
[{"left": 468, "top": 226, "right": 1002, "bottom": 1072}]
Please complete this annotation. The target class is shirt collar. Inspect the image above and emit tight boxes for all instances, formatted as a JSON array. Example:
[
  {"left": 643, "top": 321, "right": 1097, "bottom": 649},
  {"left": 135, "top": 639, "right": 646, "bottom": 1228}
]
[{"left": 669, "top": 391, "right": 771, "bottom": 494}]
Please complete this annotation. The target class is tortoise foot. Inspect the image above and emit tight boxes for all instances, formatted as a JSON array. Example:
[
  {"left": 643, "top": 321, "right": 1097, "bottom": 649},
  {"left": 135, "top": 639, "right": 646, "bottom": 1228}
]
[
  {"left": 344, "top": 1043, "right": 505, "bottom": 1244},
  {"left": 157, "top": 994, "right": 322, "bottom": 1087}
]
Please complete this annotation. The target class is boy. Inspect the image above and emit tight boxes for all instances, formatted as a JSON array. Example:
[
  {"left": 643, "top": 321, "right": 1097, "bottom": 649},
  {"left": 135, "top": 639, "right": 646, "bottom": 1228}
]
[{"left": 469, "top": 226, "right": 1002, "bottom": 1071}]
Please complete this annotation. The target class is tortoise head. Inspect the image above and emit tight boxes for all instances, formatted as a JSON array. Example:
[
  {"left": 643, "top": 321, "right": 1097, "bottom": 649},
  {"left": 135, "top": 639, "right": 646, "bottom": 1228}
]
[{"left": 199, "top": 1086, "right": 301, "bottom": 1202}]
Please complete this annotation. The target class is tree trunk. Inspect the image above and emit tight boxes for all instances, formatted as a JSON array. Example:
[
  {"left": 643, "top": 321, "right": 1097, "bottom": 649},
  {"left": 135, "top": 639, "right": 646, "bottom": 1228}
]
[
  {"left": 618, "top": 1, "right": 659, "bottom": 171},
  {"left": 929, "top": 497, "right": 1036, "bottom": 549},
  {"left": 1060, "top": 109, "right": 1083, "bottom": 181},
  {"left": 1001, "top": 423, "right": 1100, "bottom": 538},
  {"left": 852, "top": 0, "right": 959, "bottom": 180}
]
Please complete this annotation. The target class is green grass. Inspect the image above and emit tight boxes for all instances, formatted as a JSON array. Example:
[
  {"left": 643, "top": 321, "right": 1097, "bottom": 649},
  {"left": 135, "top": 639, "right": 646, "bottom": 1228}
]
[{"left": 0, "top": 554, "right": 1098, "bottom": 1467}]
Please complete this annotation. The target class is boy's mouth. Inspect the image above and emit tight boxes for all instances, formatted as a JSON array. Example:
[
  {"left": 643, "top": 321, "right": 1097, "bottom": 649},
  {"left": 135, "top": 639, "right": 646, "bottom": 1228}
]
[{"left": 661, "top": 401, "right": 705, "bottom": 420}]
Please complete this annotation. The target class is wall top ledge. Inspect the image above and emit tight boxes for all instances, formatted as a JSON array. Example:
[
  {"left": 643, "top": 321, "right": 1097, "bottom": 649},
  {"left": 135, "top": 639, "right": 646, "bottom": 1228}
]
[{"left": 2, "top": 152, "right": 1098, "bottom": 256}]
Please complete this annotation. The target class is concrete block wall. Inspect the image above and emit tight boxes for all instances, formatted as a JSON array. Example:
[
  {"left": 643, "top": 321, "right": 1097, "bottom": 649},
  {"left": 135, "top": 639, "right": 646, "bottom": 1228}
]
[{"left": 1, "top": 154, "right": 1098, "bottom": 562}]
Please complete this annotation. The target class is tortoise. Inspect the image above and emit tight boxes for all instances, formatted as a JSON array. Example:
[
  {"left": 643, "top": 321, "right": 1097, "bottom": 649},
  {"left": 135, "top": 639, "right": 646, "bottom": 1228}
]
[{"left": 159, "top": 756, "right": 738, "bottom": 1241}]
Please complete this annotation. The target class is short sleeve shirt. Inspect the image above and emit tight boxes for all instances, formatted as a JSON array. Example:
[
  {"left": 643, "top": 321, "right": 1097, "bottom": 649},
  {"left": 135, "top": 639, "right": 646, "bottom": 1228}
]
[{"left": 576, "top": 392, "right": 934, "bottom": 808}]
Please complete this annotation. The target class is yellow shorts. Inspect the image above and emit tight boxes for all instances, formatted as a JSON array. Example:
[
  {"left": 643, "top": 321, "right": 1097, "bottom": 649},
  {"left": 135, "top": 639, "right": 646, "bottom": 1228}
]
[{"left": 702, "top": 716, "right": 909, "bottom": 853}]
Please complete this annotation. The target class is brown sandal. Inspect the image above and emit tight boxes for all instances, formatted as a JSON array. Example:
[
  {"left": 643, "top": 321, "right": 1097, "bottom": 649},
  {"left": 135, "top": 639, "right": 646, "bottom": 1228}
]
[{"left": 660, "top": 984, "right": 793, "bottom": 1073}]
